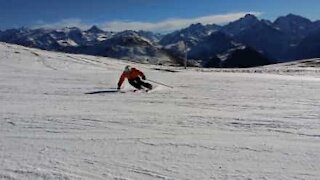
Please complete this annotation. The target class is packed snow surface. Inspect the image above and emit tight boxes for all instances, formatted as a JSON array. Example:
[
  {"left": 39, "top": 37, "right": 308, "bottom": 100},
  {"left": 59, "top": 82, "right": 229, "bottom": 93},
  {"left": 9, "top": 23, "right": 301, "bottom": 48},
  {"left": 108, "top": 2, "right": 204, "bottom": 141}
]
[{"left": 1, "top": 43, "right": 320, "bottom": 179}]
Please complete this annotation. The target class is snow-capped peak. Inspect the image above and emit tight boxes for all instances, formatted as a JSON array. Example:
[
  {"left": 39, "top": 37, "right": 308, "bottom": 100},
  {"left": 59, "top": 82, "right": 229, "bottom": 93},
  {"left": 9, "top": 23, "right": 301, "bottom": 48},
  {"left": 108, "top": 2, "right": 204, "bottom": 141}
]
[{"left": 86, "top": 25, "right": 105, "bottom": 34}]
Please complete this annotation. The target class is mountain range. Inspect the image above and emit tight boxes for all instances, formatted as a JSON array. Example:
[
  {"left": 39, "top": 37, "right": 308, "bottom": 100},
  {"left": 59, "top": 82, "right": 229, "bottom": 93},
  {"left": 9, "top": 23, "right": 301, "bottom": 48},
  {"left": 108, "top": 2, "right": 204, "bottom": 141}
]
[{"left": 1, "top": 13, "right": 320, "bottom": 68}]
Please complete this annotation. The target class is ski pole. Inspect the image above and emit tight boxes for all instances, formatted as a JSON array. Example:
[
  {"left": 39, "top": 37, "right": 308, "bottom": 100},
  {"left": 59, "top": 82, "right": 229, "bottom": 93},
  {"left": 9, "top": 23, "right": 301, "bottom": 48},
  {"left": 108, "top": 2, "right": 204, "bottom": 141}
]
[{"left": 146, "top": 79, "right": 174, "bottom": 88}]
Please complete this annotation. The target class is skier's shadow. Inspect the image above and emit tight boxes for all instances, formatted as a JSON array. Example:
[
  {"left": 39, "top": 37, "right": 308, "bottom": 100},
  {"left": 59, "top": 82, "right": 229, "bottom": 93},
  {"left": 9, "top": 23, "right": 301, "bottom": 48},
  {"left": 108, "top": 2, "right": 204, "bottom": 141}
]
[{"left": 85, "top": 90, "right": 118, "bottom": 94}]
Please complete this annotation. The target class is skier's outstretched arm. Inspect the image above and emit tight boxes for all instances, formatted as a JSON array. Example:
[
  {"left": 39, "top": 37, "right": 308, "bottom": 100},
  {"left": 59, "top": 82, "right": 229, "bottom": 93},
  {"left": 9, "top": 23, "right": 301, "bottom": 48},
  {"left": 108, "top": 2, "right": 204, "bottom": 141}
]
[
  {"left": 117, "top": 73, "right": 126, "bottom": 90},
  {"left": 137, "top": 69, "right": 146, "bottom": 80}
]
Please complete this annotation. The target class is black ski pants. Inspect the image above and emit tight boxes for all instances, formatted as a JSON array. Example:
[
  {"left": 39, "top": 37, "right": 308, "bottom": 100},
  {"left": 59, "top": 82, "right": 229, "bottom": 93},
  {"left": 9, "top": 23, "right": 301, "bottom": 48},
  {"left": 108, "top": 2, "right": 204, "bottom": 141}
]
[{"left": 128, "top": 77, "right": 152, "bottom": 90}]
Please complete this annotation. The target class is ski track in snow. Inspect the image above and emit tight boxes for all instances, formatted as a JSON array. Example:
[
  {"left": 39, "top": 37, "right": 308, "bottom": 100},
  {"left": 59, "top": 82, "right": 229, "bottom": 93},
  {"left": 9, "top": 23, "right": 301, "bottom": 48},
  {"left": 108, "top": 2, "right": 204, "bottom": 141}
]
[{"left": 1, "top": 43, "right": 320, "bottom": 180}]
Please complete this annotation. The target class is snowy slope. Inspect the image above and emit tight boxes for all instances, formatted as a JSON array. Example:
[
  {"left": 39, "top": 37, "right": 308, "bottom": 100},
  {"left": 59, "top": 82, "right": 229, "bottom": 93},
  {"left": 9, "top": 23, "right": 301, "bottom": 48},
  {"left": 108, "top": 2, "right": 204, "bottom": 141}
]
[{"left": 1, "top": 43, "right": 320, "bottom": 180}]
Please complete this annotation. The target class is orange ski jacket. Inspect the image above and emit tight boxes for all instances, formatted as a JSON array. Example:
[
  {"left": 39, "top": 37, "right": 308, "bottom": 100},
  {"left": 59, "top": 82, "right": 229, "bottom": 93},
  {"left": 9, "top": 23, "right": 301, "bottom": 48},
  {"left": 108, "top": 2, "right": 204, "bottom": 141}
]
[{"left": 117, "top": 68, "right": 145, "bottom": 87}]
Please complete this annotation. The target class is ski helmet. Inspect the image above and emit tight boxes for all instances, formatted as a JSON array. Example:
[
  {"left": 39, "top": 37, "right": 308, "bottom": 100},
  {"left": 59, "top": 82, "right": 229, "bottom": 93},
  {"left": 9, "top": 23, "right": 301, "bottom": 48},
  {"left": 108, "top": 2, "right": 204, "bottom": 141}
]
[{"left": 124, "top": 65, "right": 132, "bottom": 72}]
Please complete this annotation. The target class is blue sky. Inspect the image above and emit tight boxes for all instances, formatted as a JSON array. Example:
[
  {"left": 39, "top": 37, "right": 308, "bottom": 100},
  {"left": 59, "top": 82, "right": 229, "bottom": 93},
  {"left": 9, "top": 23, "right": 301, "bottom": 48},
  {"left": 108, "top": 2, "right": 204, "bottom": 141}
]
[{"left": 1, "top": 0, "right": 320, "bottom": 32}]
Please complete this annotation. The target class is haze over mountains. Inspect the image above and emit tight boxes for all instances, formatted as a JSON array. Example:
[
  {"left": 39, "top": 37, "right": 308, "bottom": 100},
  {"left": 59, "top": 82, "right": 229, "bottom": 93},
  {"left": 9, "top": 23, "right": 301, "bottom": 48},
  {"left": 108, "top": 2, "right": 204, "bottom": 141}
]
[{"left": 1, "top": 14, "right": 320, "bottom": 68}]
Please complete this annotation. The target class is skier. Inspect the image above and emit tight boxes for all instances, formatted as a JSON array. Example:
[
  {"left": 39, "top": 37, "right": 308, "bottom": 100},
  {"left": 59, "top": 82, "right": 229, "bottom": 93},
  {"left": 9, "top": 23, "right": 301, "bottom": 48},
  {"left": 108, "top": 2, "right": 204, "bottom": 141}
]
[{"left": 117, "top": 65, "right": 152, "bottom": 91}]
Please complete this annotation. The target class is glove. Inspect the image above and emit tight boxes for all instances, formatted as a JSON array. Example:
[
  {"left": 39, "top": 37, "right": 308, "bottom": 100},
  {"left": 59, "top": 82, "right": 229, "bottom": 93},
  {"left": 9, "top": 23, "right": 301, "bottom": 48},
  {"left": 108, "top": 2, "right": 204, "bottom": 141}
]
[{"left": 142, "top": 76, "right": 146, "bottom": 80}]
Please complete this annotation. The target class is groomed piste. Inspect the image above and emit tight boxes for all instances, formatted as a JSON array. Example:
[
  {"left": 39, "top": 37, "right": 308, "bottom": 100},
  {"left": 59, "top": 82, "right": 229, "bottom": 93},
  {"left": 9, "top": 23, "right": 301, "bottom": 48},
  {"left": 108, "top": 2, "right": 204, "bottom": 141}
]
[{"left": 1, "top": 42, "right": 320, "bottom": 179}]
